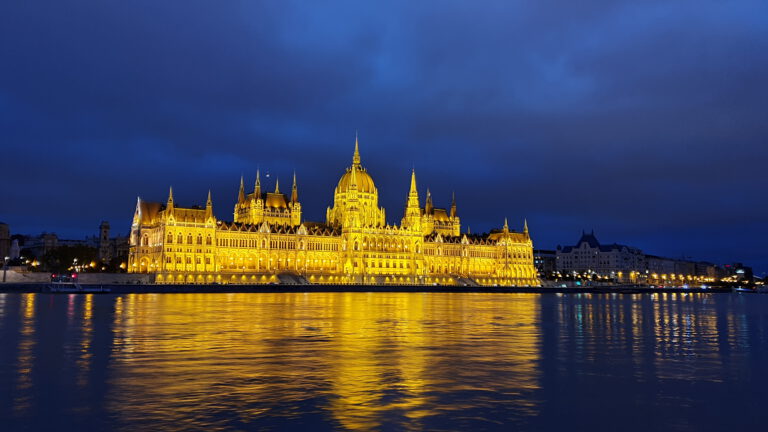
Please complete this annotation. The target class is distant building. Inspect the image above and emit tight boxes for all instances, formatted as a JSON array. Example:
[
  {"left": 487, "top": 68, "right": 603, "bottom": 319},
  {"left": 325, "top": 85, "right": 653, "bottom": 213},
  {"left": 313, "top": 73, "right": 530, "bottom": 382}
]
[
  {"left": 722, "top": 262, "right": 753, "bottom": 283},
  {"left": 556, "top": 231, "right": 723, "bottom": 285},
  {"left": 556, "top": 231, "right": 645, "bottom": 282},
  {"left": 96, "top": 221, "right": 129, "bottom": 262},
  {"left": 534, "top": 249, "right": 557, "bottom": 276},
  {"left": 9, "top": 239, "right": 20, "bottom": 260},
  {"left": 13, "top": 223, "right": 128, "bottom": 264}
]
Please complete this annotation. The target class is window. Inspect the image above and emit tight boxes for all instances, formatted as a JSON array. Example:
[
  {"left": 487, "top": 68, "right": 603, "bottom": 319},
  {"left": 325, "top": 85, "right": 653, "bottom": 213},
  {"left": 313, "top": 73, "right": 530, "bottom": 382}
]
[{"left": 167, "top": 233, "right": 173, "bottom": 243}]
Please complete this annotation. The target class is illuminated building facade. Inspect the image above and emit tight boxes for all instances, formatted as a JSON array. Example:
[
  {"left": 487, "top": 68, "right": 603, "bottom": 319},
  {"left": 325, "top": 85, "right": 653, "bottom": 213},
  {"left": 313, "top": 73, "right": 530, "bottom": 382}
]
[
  {"left": 556, "top": 231, "right": 719, "bottom": 284},
  {"left": 128, "top": 138, "right": 538, "bottom": 285}
]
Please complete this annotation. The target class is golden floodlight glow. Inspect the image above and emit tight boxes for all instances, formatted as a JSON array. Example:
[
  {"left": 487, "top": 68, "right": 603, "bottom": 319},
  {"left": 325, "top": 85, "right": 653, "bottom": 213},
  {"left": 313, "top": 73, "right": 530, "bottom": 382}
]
[{"left": 127, "top": 138, "right": 538, "bottom": 286}]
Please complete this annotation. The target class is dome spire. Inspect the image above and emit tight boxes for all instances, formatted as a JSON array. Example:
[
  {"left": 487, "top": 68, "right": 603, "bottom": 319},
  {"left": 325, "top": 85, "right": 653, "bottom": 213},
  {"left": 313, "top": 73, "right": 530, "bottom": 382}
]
[
  {"left": 274, "top": 177, "right": 280, "bottom": 194},
  {"left": 352, "top": 130, "right": 361, "bottom": 166}
]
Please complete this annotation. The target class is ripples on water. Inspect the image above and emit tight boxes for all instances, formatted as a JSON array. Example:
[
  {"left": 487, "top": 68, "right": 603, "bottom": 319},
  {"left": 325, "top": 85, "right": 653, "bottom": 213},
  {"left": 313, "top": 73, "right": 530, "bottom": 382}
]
[{"left": 0, "top": 293, "right": 766, "bottom": 431}]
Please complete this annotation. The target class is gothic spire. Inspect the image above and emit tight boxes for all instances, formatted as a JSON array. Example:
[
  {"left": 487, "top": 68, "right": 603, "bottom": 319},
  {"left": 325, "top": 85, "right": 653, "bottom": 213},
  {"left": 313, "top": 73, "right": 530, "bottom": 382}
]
[
  {"left": 503, "top": 217, "right": 509, "bottom": 233},
  {"left": 238, "top": 176, "right": 245, "bottom": 203},
  {"left": 450, "top": 191, "right": 457, "bottom": 218},
  {"left": 274, "top": 177, "right": 280, "bottom": 194},
  {"left": 291, "top": 171, "right": 298, "bottom": 203},
  {"left": 206, "top": 190, "right": 212, "bottom": 207},
  {"left": 524, "top": 218, "right": 529, "bottom": 235},
  {"left": 352, "top": 131, "right": 361, "bottom": 167},
  {"left": 254, "top": 169, "right": 261, "bottom": 197},
  {"left": 425, "top": 188, "right": 433, "bottom": 213},
  {"left": 167, "top": 186, "right": 174, "bottom": 207}
]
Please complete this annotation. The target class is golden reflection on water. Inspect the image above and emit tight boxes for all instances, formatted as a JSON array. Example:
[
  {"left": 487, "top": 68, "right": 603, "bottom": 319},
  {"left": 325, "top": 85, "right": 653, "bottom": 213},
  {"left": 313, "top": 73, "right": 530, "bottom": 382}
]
[
  {"left": 4, "top": 292, "right": 761, "bottom": 431},
  {"left": 107, "top": 293, "right": 541, "bottom": 431},
  {"left": 77, "top": 294, "right": 94, "bottom": 389},
  {"left": 14, "top": 293, "right": 35, "bottom": 415}
]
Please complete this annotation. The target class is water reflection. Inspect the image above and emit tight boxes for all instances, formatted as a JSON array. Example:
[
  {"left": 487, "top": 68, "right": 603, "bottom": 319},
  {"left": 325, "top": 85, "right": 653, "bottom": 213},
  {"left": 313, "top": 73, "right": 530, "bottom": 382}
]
[{"left": 0, "top": 293, "right": 766, "bottom": 431}]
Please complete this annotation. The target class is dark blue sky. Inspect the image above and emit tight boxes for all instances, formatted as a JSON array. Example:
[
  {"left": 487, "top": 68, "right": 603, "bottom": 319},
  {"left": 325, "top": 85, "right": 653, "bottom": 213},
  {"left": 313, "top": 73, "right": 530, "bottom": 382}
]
[{"left": 1, "top": 1, "right": 767, "bottom": 274}]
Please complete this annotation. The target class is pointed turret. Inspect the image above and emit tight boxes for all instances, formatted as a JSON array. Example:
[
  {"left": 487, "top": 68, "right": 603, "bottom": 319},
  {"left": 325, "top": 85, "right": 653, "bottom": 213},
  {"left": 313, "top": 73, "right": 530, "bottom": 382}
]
[
  {"left": 425, "top": 188, "right": 433, "bottom": 214},
  {"left": 402, "top": 169, "right": 422, "bottom": 228},
  {"left": 523, "top": 218, "right": 529, "bottom": 235},
  {"left": 291, "top": 172, "right": 298, "bottom": 203},
  {"left": 254, "top": 169, "right": 262, "bottom": 198},
  {"left": 205, "top": 190, "right": 213, "bottom": 219},
  {"left": 238, "top": 176, "right": 245, "bottom": 203},
  {"left": 352, "top": 130, "right": 361, "bottom": 167},
  {"left": 406, "top": 169, "right": 420, "bottom": 208},
  {"left": 166, "top": 186, "right": 175, "bottom": 210},
  {"left": 450, "top": 191, "right": 457, "bottom": 218}
]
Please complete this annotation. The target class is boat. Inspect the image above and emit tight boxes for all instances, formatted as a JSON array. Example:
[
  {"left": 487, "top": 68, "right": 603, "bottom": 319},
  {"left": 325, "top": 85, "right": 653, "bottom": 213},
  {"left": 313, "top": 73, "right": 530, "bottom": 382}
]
[{"left": 732, "top": 286, "right": 754, "bottom": 293}]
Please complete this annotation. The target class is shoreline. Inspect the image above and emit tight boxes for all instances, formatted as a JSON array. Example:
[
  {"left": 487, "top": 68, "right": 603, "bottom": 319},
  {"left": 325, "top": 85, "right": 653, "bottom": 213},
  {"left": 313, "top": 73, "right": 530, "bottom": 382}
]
[{"left": 0, "top": 283, "right": 734, "bottom": 294}]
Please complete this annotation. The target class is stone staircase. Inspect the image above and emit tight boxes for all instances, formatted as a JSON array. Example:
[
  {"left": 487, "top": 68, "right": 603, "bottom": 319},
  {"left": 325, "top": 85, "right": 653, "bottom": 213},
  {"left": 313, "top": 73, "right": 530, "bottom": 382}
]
[
  {"left": 453, "top": 276, "right": 480, "bottom": 287},
  {"left": 277, "top": 273, "right": 311, "bottom": 285}
]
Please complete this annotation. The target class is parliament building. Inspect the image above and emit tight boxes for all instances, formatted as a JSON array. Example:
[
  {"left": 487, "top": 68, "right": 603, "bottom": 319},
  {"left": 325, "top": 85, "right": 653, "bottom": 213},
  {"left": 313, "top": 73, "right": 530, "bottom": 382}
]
[{"left": 127, "top": 137, "right": 538, "bottom": 286}]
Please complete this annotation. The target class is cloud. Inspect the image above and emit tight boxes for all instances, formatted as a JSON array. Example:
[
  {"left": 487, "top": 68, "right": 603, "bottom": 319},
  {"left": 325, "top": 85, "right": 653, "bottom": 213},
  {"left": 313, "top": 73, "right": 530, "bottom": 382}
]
[{"left": 1, "top": 0, "right": 766, "bottom": 272}]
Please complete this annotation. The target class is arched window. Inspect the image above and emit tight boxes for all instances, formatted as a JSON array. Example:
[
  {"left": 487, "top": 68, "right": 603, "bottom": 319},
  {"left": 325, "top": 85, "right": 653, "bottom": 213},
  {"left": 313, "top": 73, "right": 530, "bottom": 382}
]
[
  {"left": 141, "top": 235, "right": 149, "bottom": 246},
  {"left": 177, "top": 233, "right": 183, "bottom": 244},
  {"left": 167, "top": 233, "right": 173, "bottom": 243},
  {"left": 187, "top": 234, "right": 193, "bottom": 244},
  {"left": 197, "top": 234, "right": 203, "bottom": 245},
  {"left": 206, "top": 235, "right": 212, "bottom": 245}
]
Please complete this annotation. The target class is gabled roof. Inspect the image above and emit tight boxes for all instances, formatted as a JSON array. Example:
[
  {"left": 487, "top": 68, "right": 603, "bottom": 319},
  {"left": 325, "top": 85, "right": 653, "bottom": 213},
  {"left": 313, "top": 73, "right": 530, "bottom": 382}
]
[{"left": 559, "top": 231, "right": 639, "bottom": 253}]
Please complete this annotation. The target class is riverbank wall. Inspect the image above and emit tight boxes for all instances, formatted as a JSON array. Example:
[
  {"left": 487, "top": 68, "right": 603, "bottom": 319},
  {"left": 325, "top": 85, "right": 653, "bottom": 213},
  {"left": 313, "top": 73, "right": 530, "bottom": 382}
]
[{"left": 0, "top": 283, "right": 732, "bottom": 294}]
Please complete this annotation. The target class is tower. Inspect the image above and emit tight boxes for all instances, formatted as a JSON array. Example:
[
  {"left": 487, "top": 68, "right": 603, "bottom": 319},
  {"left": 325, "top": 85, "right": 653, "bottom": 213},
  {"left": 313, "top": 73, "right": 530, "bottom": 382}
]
[
  {"left": 205, "top": 190, "right": 214, "bottom": 222},
  {"left": 290, "top": 172, "right": 302, "bottom": 226},
  {"left": 402, "top": 169, "right": 421, "bottom": 230},
  {"left": 254, "top": 169, "right": 262, "bottom": 197},
  {"left": 98, "top": 221, "right": 111, "bottom": 261}
]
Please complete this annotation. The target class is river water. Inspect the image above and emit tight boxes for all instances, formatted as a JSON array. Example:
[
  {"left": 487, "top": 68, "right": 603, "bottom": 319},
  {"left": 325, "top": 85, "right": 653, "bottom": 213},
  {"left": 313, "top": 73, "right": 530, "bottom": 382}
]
[{"left": 0, "top": 292, "right": 766, "bottom": 431}]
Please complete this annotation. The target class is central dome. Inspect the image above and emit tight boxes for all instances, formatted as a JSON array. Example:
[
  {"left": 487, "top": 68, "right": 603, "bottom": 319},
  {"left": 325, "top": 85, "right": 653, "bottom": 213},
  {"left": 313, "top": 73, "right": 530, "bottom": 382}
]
[{"left": 337, "top": 166, "right": 376, "bottom": 194}]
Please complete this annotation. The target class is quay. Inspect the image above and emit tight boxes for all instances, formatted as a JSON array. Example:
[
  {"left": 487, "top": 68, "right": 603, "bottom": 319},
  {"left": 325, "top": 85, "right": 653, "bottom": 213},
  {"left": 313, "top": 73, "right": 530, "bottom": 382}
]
[{"left": 0, "top": 283, "right": 734, "bottom": 294}]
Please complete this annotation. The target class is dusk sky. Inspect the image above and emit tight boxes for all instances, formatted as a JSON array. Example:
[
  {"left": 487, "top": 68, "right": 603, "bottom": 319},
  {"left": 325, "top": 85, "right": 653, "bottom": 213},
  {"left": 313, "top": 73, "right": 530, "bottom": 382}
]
[{"left": 1, "top": 1, "right": 767, "bottom": 274}]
